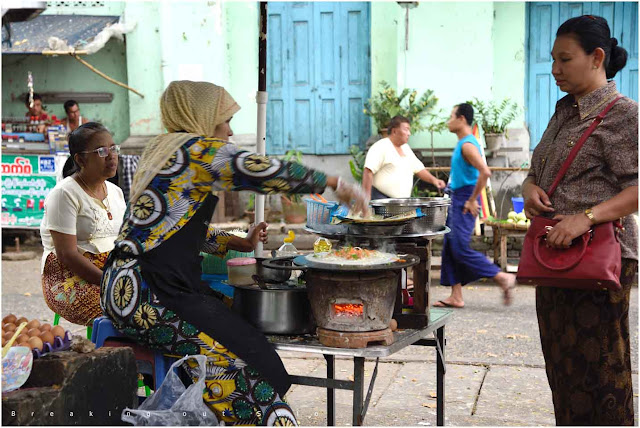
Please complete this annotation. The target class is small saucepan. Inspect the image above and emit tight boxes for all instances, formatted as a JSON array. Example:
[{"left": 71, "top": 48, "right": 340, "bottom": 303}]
[{"left": 253, "top": 253, "right": 294, "bottom": 284}]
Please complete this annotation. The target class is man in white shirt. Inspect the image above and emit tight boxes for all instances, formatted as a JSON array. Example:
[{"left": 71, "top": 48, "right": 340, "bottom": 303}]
[{"left": 362, "top": 115, "right": 445, "bottom": 199}]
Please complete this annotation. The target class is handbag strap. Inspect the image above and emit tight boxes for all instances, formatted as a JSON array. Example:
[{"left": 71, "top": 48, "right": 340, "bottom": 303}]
[{"left": 546, "top": 95, "right": 623, "bottom": 198}]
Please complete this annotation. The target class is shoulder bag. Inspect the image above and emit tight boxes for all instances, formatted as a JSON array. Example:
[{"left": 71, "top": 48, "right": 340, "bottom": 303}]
[{"left": 516, "top": 95, "right": 623, "bottom": 291}]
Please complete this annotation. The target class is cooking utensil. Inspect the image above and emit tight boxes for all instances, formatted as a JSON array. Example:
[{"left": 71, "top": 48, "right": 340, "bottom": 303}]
[
  {"left": 231, "top": 283, "right": 316, "bottom": 335},
  {"left": 370, "top": 197, "right": 451, "bottom": 234},
  {"left": 262, "top": 254, "right": 420, "bottom": 272},
  {"left": 348, "top": 222, "right": 406, "bottom": 236},
  {"left": 254, "top": 255, "right": 293, "bottom": 284}
]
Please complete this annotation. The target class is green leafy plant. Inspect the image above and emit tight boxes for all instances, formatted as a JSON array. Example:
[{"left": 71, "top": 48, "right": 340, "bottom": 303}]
[
  {"left": 348, "top": 145, "right": 366, "bottom": 183},
  {"left": 467, "top": 97, "right": 519, "bottom": 135},
  {"left": 363, "top": 81, "right": 438, "bottom": 134}
]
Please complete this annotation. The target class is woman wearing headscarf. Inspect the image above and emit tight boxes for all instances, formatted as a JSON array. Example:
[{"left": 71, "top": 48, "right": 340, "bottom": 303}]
[
  {"left": 522, "top": 16, "right": 637, "bottom": 425},
  {"left": 100, "top": 81, "right": 368, "bottom": 425}
]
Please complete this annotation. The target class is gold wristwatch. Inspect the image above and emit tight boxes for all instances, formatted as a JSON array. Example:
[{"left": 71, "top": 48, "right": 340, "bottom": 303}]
[{"left": 584, "top": 208, "right": 596, "bottom": 224}]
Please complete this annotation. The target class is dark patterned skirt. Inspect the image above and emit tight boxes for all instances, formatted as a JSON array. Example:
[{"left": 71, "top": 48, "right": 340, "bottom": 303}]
[
  {"left": 536, "top": 258, "right": 637, "bottom": 426},
  {"left": 42, "top": 251, "right": 107, "bottom": 326}
]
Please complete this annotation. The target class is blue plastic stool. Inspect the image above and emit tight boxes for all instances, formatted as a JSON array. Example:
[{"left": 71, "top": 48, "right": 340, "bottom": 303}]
[{"left": 91, "top": 316, "right": 177, "bottom": 389}]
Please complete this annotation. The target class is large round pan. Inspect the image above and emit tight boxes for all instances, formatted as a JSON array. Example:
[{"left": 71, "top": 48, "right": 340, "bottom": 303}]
[{"left": 261, "top": 254, "right": 420, "bottom": 272}]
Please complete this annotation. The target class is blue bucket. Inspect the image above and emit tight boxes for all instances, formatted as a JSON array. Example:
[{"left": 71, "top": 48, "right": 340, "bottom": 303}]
[{"left": 512, "top": 197, "right": 524, "bottom": 213}]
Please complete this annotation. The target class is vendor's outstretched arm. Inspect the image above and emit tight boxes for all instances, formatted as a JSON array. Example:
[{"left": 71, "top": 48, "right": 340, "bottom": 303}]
[
  {"left": 415, "top": 169, "right": 446, "bottom": 190},
  {"left": 207, "top": 142, "right": 328, "bottom": 195},
  {"left": 201, "top": 222, "right": 268, "bottom": 256},
  {"left": 204, "top": 140, "right": 366, "bottom": 214}
]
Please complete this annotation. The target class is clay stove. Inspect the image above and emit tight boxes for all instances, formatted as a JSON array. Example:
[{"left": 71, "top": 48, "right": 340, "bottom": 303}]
[{"left": 305, "top": 270, "right": 398, "bottom": 348}]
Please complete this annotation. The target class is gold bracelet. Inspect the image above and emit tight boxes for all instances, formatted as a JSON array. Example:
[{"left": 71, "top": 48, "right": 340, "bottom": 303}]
[{"left": 584, "top": 208, "right": 596, "bottom": 224}]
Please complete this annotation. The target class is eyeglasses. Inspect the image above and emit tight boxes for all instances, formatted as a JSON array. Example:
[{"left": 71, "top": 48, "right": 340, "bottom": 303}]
[{"left": 79, "top": 145, "right": 121, "bottom": 157}]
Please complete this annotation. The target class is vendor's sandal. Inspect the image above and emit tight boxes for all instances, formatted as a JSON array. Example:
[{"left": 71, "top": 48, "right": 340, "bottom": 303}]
[{"left": 432, "top": 300, "right": 465, "bottom": 309}]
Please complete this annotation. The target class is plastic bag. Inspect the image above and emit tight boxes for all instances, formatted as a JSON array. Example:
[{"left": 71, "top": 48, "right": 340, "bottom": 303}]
[{"left": 121, "top": 354, "right": 219, "bottom": 426}]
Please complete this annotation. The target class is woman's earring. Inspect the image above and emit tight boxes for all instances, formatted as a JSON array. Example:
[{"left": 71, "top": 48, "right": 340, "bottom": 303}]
[{"left": 593, "top": 65, "right": 598, "bottom": 69}]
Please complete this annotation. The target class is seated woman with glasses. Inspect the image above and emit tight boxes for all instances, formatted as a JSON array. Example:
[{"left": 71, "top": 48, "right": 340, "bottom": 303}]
[{"left": 40, "top": 122, "right": 127, "bottom": 326}]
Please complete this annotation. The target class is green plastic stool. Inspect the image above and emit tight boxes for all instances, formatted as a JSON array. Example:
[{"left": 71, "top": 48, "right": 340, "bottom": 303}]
[{"left": 53, "top": 313, "right": 93, "bottom": 339}]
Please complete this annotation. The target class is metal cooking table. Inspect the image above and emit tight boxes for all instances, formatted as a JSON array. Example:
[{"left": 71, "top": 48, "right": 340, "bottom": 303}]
[{"left": 267, "top": 308, "right": 453, "bottom": 426}]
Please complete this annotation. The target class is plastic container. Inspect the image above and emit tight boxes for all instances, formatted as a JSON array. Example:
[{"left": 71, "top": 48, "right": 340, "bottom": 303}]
[
  {"left": 512, "top": 197, "right": 524, "bottom": 214},
  {"left": 201, "top": 250, "right": 254, "bottom": 275},
  {"left": 227, "top": 257, "right": 257, "bottom": 286}
]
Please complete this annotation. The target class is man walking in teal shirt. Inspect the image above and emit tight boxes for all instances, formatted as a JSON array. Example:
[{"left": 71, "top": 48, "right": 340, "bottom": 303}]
[{"left": 434, "top": 103, "right": 516, "bottom": 308}]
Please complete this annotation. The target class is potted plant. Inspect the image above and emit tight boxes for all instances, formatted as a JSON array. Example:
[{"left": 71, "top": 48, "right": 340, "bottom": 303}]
[
  {"left": 467, "top": 97, "right": 519, "bottom": 151},
  {"left": 280, "top": 149, "right": 307, "bottom": 223},
  {"left": 363, "top": 81, "right": 438, "bottom": 136},
  {"left": 348, "top": 144, "right": 366, "bottom": 183}
]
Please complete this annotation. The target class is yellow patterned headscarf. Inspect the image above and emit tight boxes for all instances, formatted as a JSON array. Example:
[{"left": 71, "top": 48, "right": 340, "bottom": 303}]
[{"left": 129, "top": 81, "right": 240, "bottom": 203}]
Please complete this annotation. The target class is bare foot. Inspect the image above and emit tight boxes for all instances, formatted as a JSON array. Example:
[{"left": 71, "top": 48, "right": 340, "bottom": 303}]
[
  {"left": 432, "top": 298, "right": 465, "bottom": 308},
  {"left": 496, "top": 273, "right": 516, "bottom": 306}
]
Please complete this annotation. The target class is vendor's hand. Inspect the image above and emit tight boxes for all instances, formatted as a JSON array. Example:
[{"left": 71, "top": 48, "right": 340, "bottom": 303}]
[
  {"left": 463, "top": 199, "right": 479, "bottom": 217},
  {"left": 434, "top": 179, "right": 446, "bottom": 191},
  {"left": 523, "top": 183, "right": 554, "bottom": 219},
  {"left": 545, "top": 214, "right": 592, "bottom": 249},
  {"left": 246, "top": 222, "right": 268, "bottom": 250},
  {"left": 335, "top": 178, "right": 370, "bottom": 216}
]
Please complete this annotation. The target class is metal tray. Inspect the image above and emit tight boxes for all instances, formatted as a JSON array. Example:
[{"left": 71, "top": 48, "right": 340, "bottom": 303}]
[{"left": 303, "top": 226, "right": 450, "bottom": 240}]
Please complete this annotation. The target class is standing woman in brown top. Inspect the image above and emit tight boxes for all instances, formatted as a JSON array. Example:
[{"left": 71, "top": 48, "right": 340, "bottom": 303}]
[{"left": 523, "top": 15, "right": 638, "bottom": 425}]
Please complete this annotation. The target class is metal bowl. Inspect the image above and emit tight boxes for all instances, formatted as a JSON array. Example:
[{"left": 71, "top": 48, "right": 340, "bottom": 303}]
[
  {"left": 347, "top": 222, "right": 406, "bottom": 236},
  {"left": 370, "top": 197, "right": 451, "bottom": 234}
]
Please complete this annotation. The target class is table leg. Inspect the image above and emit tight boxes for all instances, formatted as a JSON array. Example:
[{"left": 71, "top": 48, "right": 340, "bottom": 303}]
[
  {"left": 500, "top": 234, "right": 508, "bottom": 271},
  {"left": 492, "top": 226, "right": 500, "bottom": 266},
  {"left": 353, "top": 357, "right": 365, "bottom": 426},
  {"left": 325, "top": 354, "right": 335, "bottom": 426},
  {"left": 436, "top": 326, "right": 446, "bottom": 426}
]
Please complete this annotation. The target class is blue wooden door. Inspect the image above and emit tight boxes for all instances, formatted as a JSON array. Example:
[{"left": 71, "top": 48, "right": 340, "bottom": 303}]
[
  {"left": 526, "top": 2, "right": 638, "bottom": 150},
  {"left": 267, "top": 2, "right": 370, "bottom": 155}
]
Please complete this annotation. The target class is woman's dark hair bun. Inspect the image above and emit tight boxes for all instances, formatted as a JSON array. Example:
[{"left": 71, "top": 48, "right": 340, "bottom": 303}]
[{"left": 606, "top": 43, "right": 628, "bottom": 79}]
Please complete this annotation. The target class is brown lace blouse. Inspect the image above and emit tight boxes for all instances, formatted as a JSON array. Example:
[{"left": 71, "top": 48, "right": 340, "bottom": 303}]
[{"left": 527, "top": 81, "right": 638, "bottom": 260}]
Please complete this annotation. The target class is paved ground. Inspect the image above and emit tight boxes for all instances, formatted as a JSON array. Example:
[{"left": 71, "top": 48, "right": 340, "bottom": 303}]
[{"left": 2, "top": 239, "right": 638, "bottom": 426}]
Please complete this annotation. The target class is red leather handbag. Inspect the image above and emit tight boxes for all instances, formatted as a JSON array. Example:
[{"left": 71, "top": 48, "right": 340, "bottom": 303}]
[{"left": 517, "top": 96, "right": 623, "bottom": 291}]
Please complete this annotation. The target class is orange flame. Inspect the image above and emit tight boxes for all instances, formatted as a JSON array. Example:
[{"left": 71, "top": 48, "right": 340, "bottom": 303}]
[{"left": 333, "top": 303, "right": 364, "bottom": 317}]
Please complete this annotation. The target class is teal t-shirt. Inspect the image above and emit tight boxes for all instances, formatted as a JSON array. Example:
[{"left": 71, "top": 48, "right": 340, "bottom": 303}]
[{"left": 449, "top": 134, "right": 482, "bottom": 190}]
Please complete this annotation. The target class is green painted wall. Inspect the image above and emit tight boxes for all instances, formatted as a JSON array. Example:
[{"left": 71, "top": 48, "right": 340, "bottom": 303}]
[
  {"left": 225, "top": 2, "right": 259, "bottom": 136},
  {"left": 369, "top": 2, "right": 527, "bottom": 149},
  {"left": 123, "top": 1, "right": 233, "bottom": 136},
  {"left": 2, "top": 38, "right": 130, "bottom": 144},
  {"left": 492, "top": 2, "right": 527, "bottom": 128},
  {"left": 370, "top": 2, "right": 399, "bottom": 108},
  {"left": 123, "top": 1, "right": 164, "bottom": 136}
]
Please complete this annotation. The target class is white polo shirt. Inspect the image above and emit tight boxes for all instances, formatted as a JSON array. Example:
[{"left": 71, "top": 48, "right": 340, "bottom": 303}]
[{"left": 364, "top": 138, "right": 426, "bottom": 198}]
